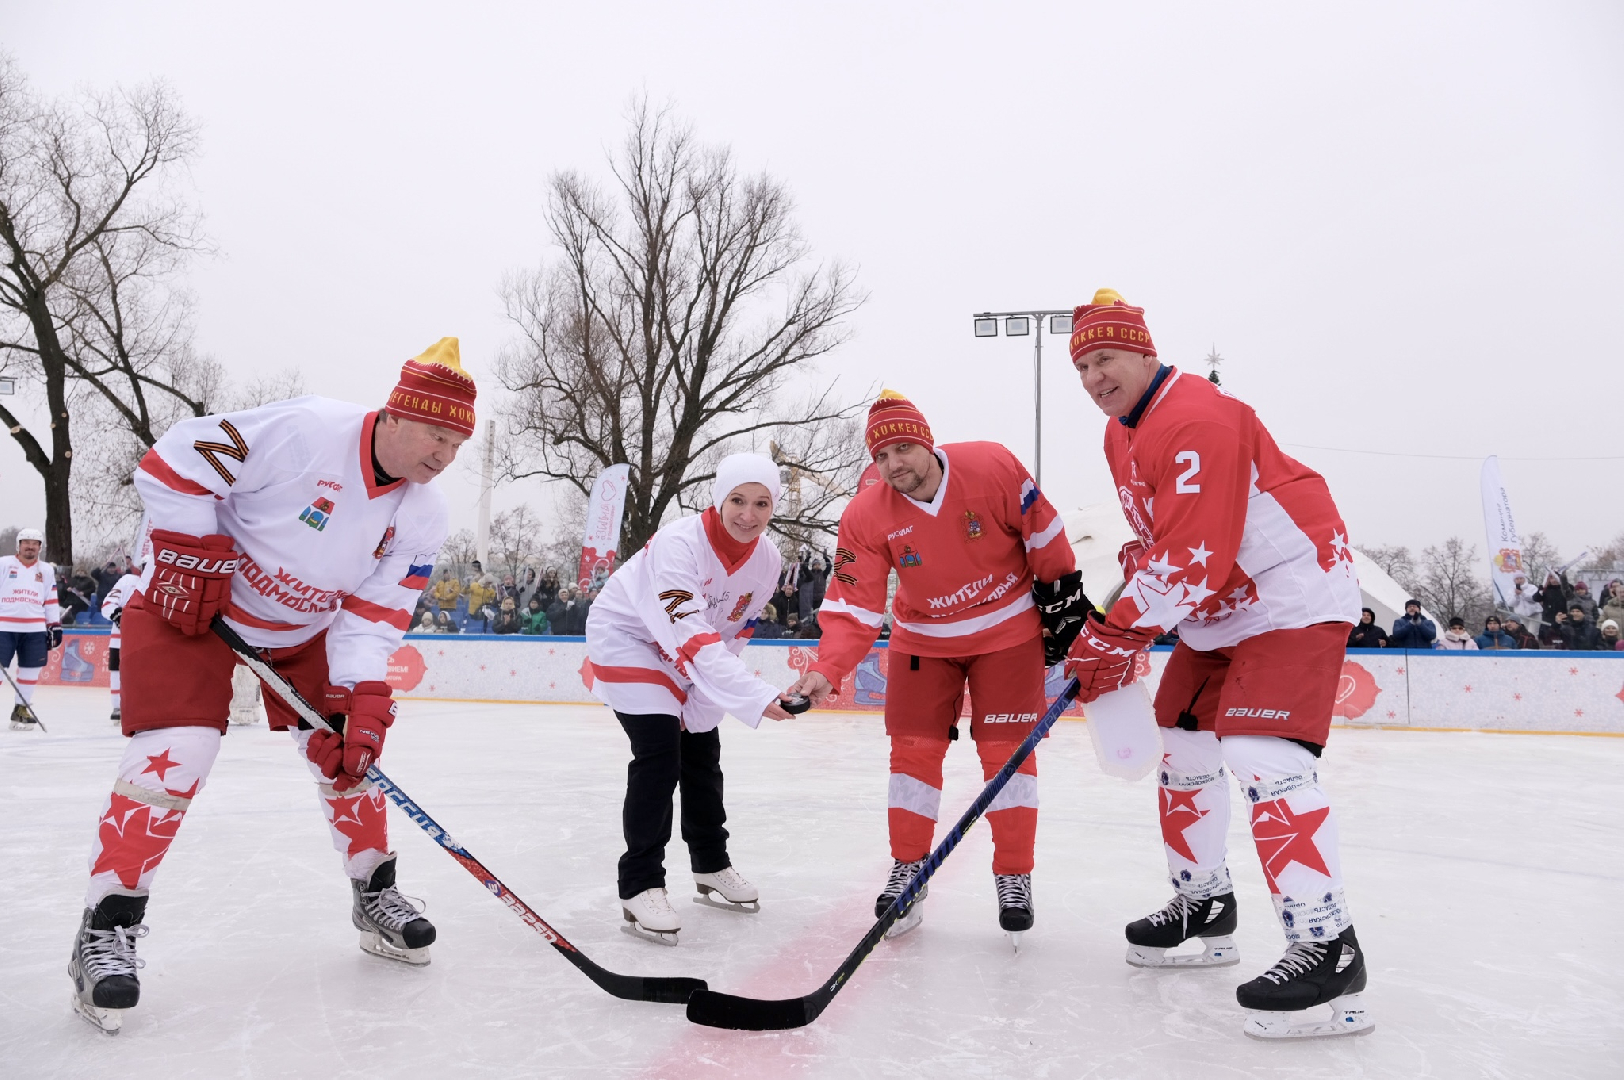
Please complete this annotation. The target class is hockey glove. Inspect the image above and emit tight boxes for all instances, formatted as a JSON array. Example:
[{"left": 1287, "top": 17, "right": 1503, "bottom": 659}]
[
  {"left": 1063, "top": 613, "right": 1154, "bottom": 705},
  {"left": 308, "top": 681, "right": 396, "bottom": 793},
  {"left": 145, "top": 530, "right": 241, "bottom": 636},
  {"left": 110, "top": 607, "right": 123, "bottom": 627},
  {"left": 1034, "top": 570, "right": 1093, "bottom": 667},
  {"left": 1118, "top": 540, "right": 1149, "bottom": 581},
  {"left": 46, "top": 623, "right": 63, "bottom": 650}
]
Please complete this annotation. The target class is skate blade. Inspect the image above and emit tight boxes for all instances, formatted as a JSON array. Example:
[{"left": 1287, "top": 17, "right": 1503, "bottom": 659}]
[
  {"left": 885, "top": 907, "right": 924, "bottom": 940},
  {"left": 71, "top": 993, "right": 124, "bottom": 1035},
  {"left": 620, "top": 922, "right": 680, "bottom": 946},
  {"left": 693, "top": 892, "right": 760, "bottom": 914},
  {"left": 1126, "top": 935, "right": 1240, "bottom": 969},
  {"left": 358, "top": 930, "right": 431, "bottom": 966},
  {"left": 1243, "top": 994, "right": 1374, "bottom": 1040},
  {"left": 9, "top": 721, "right": 40, "bottom": 731},
  {"left": 1006, "top": 930, "right": 1024, "bottom": 953}
]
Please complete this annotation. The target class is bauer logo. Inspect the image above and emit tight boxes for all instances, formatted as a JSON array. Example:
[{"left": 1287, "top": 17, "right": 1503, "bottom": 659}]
[{"left": 1224, "top": 706, "right": 1292, "bottom": 721}]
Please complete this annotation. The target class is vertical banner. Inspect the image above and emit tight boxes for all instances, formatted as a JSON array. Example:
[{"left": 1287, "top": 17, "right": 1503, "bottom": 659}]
[
  {"left": 1480, "top": 455, "right": 1524, "bottom": 606},
  {"left": 579, "top": 463, "right": 631, "bottom": 590}
]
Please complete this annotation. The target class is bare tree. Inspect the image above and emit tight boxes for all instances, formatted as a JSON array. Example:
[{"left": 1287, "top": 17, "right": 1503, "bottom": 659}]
[
  {"left": 1520, "top": 530, "right": 1563, "bottom": 582},
  {"left": 438, "top": 528, "right": 478, "bottom": 576},
  {"left": 1414, "top": 537, "right": 1493, "bottom": 626},
  {"left": 496, "top": 98, "right": 867, "bottom": 557},
  {"left": 487, "top": 503, "right": 547, "bottom": 581},
  {"left": 1358, "top": 543, "right": 1420, "bottom": 597},
  {"left": 0, "top": 58, "right": 209, "bottom": 561}
]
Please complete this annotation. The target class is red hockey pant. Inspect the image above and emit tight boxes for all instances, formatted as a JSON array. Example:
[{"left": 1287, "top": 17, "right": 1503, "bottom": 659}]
[{"left": 884, "top": 637, "right": 1046, "bottom": 875}]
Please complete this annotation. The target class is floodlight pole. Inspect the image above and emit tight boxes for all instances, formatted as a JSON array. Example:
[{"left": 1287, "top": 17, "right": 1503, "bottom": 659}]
[{"left": 972, "top": 309, "right": 1072, "bottom": 486}]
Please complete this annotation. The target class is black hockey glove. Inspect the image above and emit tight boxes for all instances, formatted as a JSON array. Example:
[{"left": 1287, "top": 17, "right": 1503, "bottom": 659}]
[
  {"left": 1034, "top": 570, "right": 1093, "bottom": 667},
  {"left": 110, "top": 606, "right": 123, "bottom": 627},
  {"left": 47, "top": 623, "right": 64, "bottom": 650}
]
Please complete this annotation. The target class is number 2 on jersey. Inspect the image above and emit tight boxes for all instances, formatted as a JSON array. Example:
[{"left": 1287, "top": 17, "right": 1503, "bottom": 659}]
[{"left": 1174, "top": 451, "right": 1201, "bottom": 494}]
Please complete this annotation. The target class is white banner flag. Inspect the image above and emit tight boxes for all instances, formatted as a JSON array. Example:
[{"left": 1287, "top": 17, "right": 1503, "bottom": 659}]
[
  {"left": 1480, "top": 455, "right": 1525, "bottom": 606},
  {"left": 578, "top": 464, "right": 631, "bottom": 591}
]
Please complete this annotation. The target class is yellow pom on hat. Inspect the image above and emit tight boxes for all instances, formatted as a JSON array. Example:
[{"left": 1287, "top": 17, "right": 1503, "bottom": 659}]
[
  {"left": 1091, "top": 288, "right": 1126, "bottom": 305},
  {"left": 387, "top": 336, "right": 478, "bottom": 436},
  {"left": 410, "top": 337, "right": 470, "bottom": 376},
  {"left": 876, "top": 388, "right": 908, "bottom": 401},
  {"left": 1070, "top": 289, "right": 1156, "bottom": 360}
]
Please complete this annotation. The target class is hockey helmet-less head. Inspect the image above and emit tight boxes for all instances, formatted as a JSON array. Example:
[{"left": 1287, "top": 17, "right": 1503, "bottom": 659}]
[
  {"left": 1069, "top": 288, "right": 1157, "bottom": 362},
  {"left": 865, "top": 390, "right": 934, "bottom": 459},
  {"left": 384, "top": 337, "right": 478, "bottom": 437}
]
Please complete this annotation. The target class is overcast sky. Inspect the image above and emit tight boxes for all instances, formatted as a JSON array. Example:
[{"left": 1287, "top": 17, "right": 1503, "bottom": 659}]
[{"left": 3, "top": 1, "right": 1621, "bottom": 564}]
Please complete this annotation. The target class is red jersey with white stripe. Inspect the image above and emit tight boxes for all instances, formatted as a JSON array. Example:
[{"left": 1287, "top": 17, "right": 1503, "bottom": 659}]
[
  {"left": 585, "top": 513, "right": 782, "bottom": 733},
  {"left": 1102, "top": 368, "right": 1360, "bottom": 649},
  {"left": 101, "top": 572, "right": 143, "bottom": 649},
  {"left": 133, "top": 396, "right": 448, "bottom": 689},
  {"left": 812, "top": 441, "right": 1075, "bottom": 682},
  {"left": 0, "top": 556, "right": 59, "bottom": 632}
]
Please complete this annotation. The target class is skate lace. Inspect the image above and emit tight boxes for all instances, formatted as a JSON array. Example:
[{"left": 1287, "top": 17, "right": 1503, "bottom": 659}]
[
  {"left": 884, "top": 859, "right": 925, "bottom": 897},
  {"left": 364, "top": 885, "right": 427, "bottom": 931},
  {"left": 709, "top": 867, "right": 750, "bottom": 891},
  {"left": 1146, "top": 893, "right": 1196, "bottom": 929},
  {"left": 1260, "top": 940, "right": 1329, "bottom": 984},
  {"left": 81, "top": 923, "right": 148, "bottom": 981},
  {"left": 994, "top": 874, "right": 1032, "bottom": 908}
]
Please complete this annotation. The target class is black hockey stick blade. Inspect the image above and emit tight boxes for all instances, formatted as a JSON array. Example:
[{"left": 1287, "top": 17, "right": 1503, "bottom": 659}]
[
  {"left": 211, "top": 616, "right": 708, "bottom": 1005},
  {"left": 687, "top": 679, "right": 1081, "bottom": 1030}
]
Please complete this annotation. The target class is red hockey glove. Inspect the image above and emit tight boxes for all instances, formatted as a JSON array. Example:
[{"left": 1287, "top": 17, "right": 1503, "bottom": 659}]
[
  {"left": 1117, "top": 541, "right": 1149, "bottom": 581},
  {"left": 46, "top": 623, "right": 63, "bottom": 650},
  {"left": 145, "top": 530, "right": 240, "bottom": 636},
  {"left": 1063, "top": 614, "right": 1155, "bottom": 705},
  {"left": 307, "top": 681, "right": 396, "bottom": 793}
]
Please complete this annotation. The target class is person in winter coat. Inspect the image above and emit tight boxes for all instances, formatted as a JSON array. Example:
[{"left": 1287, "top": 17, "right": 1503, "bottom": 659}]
[
  {"left": 414, "top": 611, "right": 437, "bottom": 634},
  {"left": 492, "top": 597, "right": 522, "bottom": 635},
  {"left": 1570, "top": 580, "right": 1599, "bottom": 621},
  {"left": 430, "top": 569, "right": 461, "bottom": 614},
  {"left": 1390, "top": 600, "right": 1437, "bottom": 649},
  {"left": 1475, "top": 616, "right": 1516, "bottom": 650},
  {"left": 751, "top": 603, "right": 787, "bottom": 641},
  {"left": 535, "top": 568, "right": 561, "bottom": 611},
  {"left": 1536, "top": 571, "right": 1572, "bottom": 628},
  {"left": 1601, "top": 619, "right": 1623, "bottom": 651},
  {"left": 1505, "top": 573, "right": 1541, "bottom": 626},
  {"left": 433, "top": 611, "right": 460, "bottom": 635},
  {"left": 1501, "top": 616, "right": 1540, "bottom": 649},
  {"left": 520, "top": 596, "right": 550, "bottom": 635},
  {"left": 1347, "top": 608, "right": 1388, "bottom": 648},
  {"left": 1437, "top": 617, "right": 1478, "bottom": 650},
  {"left": 1556, "top": 604, "right": 1603, "bottom": 650},
  {"left": 1598, "top": 582, "right": 1624, "bottom": 634}
]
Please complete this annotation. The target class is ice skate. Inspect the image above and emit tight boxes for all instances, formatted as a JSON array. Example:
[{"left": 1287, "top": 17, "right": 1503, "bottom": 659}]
[
  {"left": 351, "top": 854, "right": 435, "bottom": 965},
  {"left": 1239, "top": 926, "right": 1373, "bottom": 1040},
  {"left": 622, "top": 887, "right": 681, "bottom": 945},
  {"left": 1125, "top": 891, "right": 1240, "bottom": 968},
  {"left": 10, "top": 702, "right": 40, "bottom": 731},
  {"left": 693, "top": 866, "right": 759, "bottom": 913},
  {"left": 109, "top": 705, "right": 121, "bottom": 726},
  {"left": 68, "top": 893, "right": 148, "bottom": 1035},
  {"left": 875, "top": 858, "right": 928, "bottom": 939},
  {"left": 995, "top": 873, "right": 1034, "bottom": 951}
]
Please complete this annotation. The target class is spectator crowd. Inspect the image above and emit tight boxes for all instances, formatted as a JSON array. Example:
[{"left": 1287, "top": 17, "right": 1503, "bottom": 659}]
[{"left": 1347, "top": 570, "right": 1624, "bottom": 651}]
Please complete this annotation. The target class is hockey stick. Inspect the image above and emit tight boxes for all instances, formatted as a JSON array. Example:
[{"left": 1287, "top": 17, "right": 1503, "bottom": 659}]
[
  {"left": 210, "top": 616, "right": 706, "bottom": 1005},
  {"left": 686, "top": 676, "right": 1082, "bottom": 1031},
  {"left": 0, "top": 659, "right": 47, "bottom": 732}
]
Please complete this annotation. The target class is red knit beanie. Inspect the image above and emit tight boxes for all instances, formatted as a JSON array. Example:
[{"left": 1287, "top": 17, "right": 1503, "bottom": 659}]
[
  {"left": 384, "top": 337, "right": 478, "bottom": 436},
  {"left": 1069, "top": 289, "right": 1156, "bottom": 361},
  {"left": 865, "top": 390, "right": 933, "bottom": 458}
]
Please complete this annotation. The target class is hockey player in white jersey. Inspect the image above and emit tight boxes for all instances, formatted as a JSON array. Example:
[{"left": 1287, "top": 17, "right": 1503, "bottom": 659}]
[
  {"left": 585, "top": 453, "right": 805, "bottom": 945},
  {"left": 67, "top": 339, "right": 473, "bottom": 1034},
  {"left": 1, "top": 527, "right": 61, "bottom": 730},
  {"left": 100, "top": 557, "right": 145, "bottom": 725}
]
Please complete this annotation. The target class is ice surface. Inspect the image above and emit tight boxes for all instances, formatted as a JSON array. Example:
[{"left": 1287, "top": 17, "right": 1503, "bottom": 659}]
[{"left": 3, "top": 687, "right": 1621, "bottom": 1078}]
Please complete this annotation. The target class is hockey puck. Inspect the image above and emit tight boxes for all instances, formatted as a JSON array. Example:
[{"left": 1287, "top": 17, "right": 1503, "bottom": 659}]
[{"left": 780, "top": 694, "right": 812, "bottom": 715}]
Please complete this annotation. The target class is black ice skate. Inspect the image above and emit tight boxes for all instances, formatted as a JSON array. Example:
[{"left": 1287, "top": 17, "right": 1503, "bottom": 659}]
[
  {"left": 1125, "top": 891, "right": 1240, "bottom": 968},
  {"left": 875, "top": 858, "right": 928, "bottom": 938},
  {"left": 110, "top": 705, "right": 121, "bottom": 725},
  {"left": 693, "top": 866, "right": 760, "bottom": 913},
  {"left": 351, "top": 854, "right": 435, "bottom": 965},
  {"left": 10, "top": 702, "right": 41, "bottom": 731},
  {"left": 995, "top": 873, "right": 1034, "bottom": 951},
  {"left": 1238, "top": 925, "right": 1373, "bottom": 1039},
  {"left": 68, "top": 892, "right": 149, "bottom": 1035}
]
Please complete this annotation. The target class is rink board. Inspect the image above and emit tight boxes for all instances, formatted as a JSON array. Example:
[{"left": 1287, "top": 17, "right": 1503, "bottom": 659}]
[{"left": 42, "top": 631, "right": 1624, "bottom": 735}]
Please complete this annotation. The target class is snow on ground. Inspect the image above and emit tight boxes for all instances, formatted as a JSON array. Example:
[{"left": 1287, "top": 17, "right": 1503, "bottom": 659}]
[{"left": 2, "top": 687, "right": 1621, "bottom": 1078}]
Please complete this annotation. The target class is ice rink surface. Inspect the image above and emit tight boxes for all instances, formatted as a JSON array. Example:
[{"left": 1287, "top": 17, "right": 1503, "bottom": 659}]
[{"left": 3, "top": 687, "right": 1621, "bottom": 1079}]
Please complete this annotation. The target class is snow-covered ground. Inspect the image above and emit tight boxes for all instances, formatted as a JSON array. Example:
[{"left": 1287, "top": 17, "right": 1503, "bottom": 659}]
[{"left": 2, "top": 687, "right": 1620, "bottom": 1078}]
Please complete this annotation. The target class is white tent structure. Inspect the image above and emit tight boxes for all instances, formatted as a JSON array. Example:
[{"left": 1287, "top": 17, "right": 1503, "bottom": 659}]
[{"left": 1062, "top": 502, "right": 1426, "bottom": 632}]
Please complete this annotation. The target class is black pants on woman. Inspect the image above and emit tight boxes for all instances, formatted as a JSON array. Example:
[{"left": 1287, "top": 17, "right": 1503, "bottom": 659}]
[{"left": 616, "top": 712, "right": 730, "bottom": 900}]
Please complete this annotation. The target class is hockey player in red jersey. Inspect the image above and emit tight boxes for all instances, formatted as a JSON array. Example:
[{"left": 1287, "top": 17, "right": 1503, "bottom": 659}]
[
  {"left": 1063, "top": 290, "right": 1372, "bottom": 1039},
  {"left": 787, "top": 391, "right": 1089, "bottom": 942},
  {"left": 66, "top": 339, "right": 473, "bottom": 1034}
]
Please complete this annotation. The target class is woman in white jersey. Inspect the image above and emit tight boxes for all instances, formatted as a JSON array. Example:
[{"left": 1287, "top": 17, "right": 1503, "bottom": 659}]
[{"left": 585, "top": 453, "right": 800, "bottom": 944}]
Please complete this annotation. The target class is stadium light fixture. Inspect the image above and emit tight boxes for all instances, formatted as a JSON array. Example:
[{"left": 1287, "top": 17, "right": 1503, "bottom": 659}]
[
  {"left": 970, "top": 306, "right": 1075, "bottom": 485},
  {"left": 0, "top": 377, "right": 14, "bottom": 395}
]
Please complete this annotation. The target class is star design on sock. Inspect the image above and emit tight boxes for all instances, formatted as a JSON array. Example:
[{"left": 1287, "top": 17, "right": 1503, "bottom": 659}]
[
  {"left": 1159, "top": 787, "right": 1208, "bottom": 862},
  {"left": 91, "top": 793, "right": 185, "bottom": 889},
  {"left": 1249, "top": 798, "right": 1331, "bottom": 893},
  {"left": 142, "top": 749, "right": 180, "bottom": 781},
  {"left": 327, "top": 790, "right": 388, "bottom": 859}
]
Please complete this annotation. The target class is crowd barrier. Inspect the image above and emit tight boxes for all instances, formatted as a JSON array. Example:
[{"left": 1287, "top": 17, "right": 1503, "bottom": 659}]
[{"left": 38, "top": 630, "right": 1624, "bottom": 737}]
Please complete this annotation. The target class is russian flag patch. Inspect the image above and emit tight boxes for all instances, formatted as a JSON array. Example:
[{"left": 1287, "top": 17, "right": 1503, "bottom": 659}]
[
  {"left": 1020, "top": 478, "right": 1040, "bottom": 514},
  {"left": 400, "top": 562, "right": 433, "bottom": 589}
]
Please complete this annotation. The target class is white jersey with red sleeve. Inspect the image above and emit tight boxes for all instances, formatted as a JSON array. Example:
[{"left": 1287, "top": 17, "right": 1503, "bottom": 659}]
[
  {"left": 811, "top": 441, "right": 1075, "bottom": 683},
  {"left": 133, "top": 396, "right": 448, "bottom": 688},
  {"left": 585, "top": 514, "right": 783, "bottom": 733},
  {"left": 101, "top": 572, "right": 143, "bottom": 648},
  {"left": 1102, "top": 368, "right": 1360, "bottom": 649},
  {"left": 0, "top": 556, "right": 59, "bottom": 632}
]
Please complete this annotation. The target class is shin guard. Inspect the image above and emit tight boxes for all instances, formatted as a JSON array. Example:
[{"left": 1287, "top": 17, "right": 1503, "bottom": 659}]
[
  {"left": 293, "top": 728, "right": 390, "bottom": 881},
  {"left": 86, "top": 726, "right": 221, "bottom": 906},
  {"left": 887, "top": 735, "right": 949, "bottom": 864},
  {"left": 977, "top": 740, "right": 1038, "bottom": 875},
  {"left": 1158, "top": 727, "right": 1234, "bottom": 899}
]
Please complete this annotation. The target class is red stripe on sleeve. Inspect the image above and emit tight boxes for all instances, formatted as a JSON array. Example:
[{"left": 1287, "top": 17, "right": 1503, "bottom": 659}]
[
  {"left": 340, "top": 594, "right": 412, "bottom": 631},
  {"left": 138, "top": 449, "right": 216, "bottom": 497},
  {"left": 676, "top": 632, "right": 722, "bottom": 665}
]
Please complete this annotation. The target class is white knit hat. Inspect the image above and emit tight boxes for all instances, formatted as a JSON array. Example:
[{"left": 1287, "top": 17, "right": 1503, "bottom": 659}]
[{"left": 711, "top": 453, "right": 781, "bottom": 511}]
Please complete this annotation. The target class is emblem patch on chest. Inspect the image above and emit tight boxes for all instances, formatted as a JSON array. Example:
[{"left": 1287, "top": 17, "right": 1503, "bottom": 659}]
[
  {"left": 373, "top": 525, "right": 396, "bottom": 559},
  {"left": 963, "top": 510, "right": 983, "bottom": 541},
  {"left": 898, "top": 544, "right": 923, "bottom": 569},
  {"left": 299, "top": 497, "right": 336, "bottom": 532},
  {"left": 728, "top": 592, "right": 754, "bottom": 622}
]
